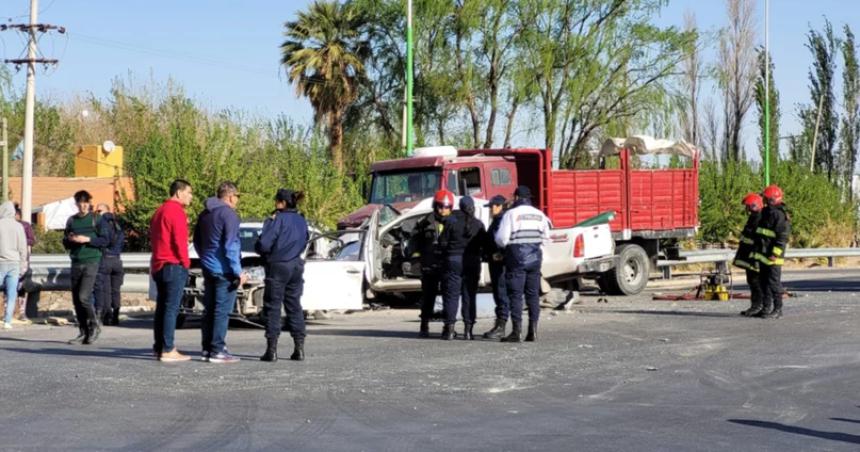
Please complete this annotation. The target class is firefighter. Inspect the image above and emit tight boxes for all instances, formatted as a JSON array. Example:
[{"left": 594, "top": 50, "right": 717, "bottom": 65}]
[
  {"left": 735, "top": 193, "right": 764, "bottom": 316},
  {"left": 443, "top": 196, "right": 484, "bottom": 340},
  {"left": 410, "top": 189, "right": 455, "bottom": 338},
  {"left": 255, "top": 189, "right": 310, "bottom": 362},
  {"left": 752, "top": 184, "right": 791, "bottom": 319},
  {"left": 494, "top": 186, "right": 550, "bottom": 342},
  {"left": 481, "top": 195, "right": 510, "bottom": 340}
]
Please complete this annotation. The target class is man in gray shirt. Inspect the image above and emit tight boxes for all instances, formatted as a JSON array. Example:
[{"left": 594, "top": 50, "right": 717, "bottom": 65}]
[{"left": 0, "top": 201, "right": 28, "bottom": 329}]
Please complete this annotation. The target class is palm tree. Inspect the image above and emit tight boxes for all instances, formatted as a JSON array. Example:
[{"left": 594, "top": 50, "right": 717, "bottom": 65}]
[{"left": 281, "top": 1, "right": 368, "bottom": 172}]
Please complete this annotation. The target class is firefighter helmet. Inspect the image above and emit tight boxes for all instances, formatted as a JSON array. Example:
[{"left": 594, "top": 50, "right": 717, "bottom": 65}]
[
  {"left": 433, "top": 189, "right": 455, "bottom": 208},
  {"left": 742, "top": 192, "right": 763, "bottom": 212},
  {"left": 762, "top": 185, "right": 784, "bottom": 205}
]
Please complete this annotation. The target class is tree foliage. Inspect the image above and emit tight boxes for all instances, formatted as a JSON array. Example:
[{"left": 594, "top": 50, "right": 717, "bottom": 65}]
[
  {"left": 840, "top": 25, "right": 860, "bottom": 200},
  {"left": 754, "top": 47, "right": 780, "bottom": 172}
]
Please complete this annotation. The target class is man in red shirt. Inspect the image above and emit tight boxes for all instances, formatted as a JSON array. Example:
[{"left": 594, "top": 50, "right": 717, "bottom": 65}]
[{"left": 149, "top": 179, "right": 193, "bottom": 362}]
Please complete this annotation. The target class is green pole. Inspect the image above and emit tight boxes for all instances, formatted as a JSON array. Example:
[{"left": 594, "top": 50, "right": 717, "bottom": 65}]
[
  {"left": 764, "top": 0, "right": 770, "bottom": 185},
  {"left": 406, "top": 0, "right": 414, "bottom": 156}
]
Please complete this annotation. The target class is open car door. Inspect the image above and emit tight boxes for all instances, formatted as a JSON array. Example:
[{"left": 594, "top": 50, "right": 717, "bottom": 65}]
[{"left": 301, "top": 230, "right": 366, "bottom": 311}]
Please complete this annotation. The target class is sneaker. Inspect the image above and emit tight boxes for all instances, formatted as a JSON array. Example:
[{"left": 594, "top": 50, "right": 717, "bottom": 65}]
[
  {"left": 2, "top": 322, "right": 11, "bottom": 330},
  {"left": 208, "top": 350, "right": 240, "bottom": 364},
  {"left": 159, "top": 349, "right": 192, "bottom": 363},
  {"left": 200, "top": 350, "right": 211, "bottom": 362}
]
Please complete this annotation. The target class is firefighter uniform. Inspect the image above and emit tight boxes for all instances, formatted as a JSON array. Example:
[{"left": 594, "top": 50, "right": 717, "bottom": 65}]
[
  {"left": 494, "top": 186, "right": 550, "bottom": 342},
  {"left": 734, "top": 193, "right": 763, "bottom": 316},
  {"left": 752, "top": 186, "right": 791, "bottom": 319},
  {"left": 411, "top": 190, "right": 455, "bottom": 337}
]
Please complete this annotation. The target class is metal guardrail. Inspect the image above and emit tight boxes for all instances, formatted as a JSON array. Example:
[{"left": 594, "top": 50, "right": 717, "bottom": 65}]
[
  {"left": 24, "top": 247, "right": 860, "bottom": 291},
  {"left": 657, "top": 248, "right": 860, "bottom": 278}
]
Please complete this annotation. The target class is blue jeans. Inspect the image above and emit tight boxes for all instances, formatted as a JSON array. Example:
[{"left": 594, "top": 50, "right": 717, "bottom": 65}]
[
  {"left": 1, "top": 263, "right": 20, "bottom": 324},
  {"left": 201, "top": 270, "right": 238, "bottom": 354},
  {"left": 442, "top": 255, "right": 464, "bottom": 325},
  {"left": 153, "top": 264, "right": 188, "bottom": 353}
]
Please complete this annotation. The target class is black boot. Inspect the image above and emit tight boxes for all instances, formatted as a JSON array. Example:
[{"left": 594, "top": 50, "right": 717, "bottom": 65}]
[
  {"left": 68, "top": 327, "right": 87, "bottom": 345},
  {"left": 525, "top": 322, "right": 538, "bottom": 342},
  {"left": 753, "top": 306, "right": 772, "bottom": 318},
  {"left": 260, "top": 338, "right": 278, "bottom": 362},
  {"left": 418, "top": 320, "right": 430, "bottom": 338},
  {"left": 441, "top": 323, "right": 456, "bottom": 340},
  {"left": 84, "top": 320, "right": 101, "bottom": 345},
  {"left": 482, "top": 319, "right": 506, "bottom": 340},
  {"left": 762, "top": 308, "right": 782, "bottom": 319},
  {"left": 502, "top": 322, "right": 522, "bottom": 343},
  {"left": 741, "top": 306, "right": 762, "bottom": 317},
  {"left": 463, "top": 323, "right": 474, "bottom": 340},
  {"left": 102, "top": 310, "right": 113, "bottom": 326},
  {"left": 111, "top": 309, "right": 120, "bottom": 326},
  {"left": 290, "top": 338, "right": 305, "bottom": 361}
]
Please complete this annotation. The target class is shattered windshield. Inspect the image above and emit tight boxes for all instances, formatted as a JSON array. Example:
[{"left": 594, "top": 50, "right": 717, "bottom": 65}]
[{"left": 369, "top": 169, "right": 441, "bottom": 205}]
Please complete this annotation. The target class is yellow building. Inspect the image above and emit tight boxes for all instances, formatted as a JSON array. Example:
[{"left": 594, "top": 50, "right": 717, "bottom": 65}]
[{"left": 75, "top": 142, "right": 124, "bottom": 177}]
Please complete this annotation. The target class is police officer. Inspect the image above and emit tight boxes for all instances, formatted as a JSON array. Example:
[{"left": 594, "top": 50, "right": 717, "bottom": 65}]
[
  {"left": 444, "top": 196, "right": 484, "bottom": 340},
  {"left": 752, "top": 184, "right": 791, "bottom": 319},
  {"left": 255, "top": 189, "right": 310, "bottom": 361},
  {"left": 494, "top": 186, "right": 550, "bottom": 342},
  {"left": 481, "top": 195, "right": 510, "bottom": 340},
  {"left": 735, "top": 193, "right": 764, "bottom": 316},
  {"left": 411, "top": 189, "right": 454, "bottom": 338}
]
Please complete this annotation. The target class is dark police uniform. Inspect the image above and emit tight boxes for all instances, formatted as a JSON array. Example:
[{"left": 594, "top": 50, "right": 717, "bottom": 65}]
[
  {"left": 255, "top": 201, "right": 309, "bottom": 360},
  {"left": 733, "top": 210, "right": 762, "bottom": 316},
  {"left": 494, "top": 188, "right": 550, "bottom": 342},
  {"left": 752, "top": 204, "right": 791, "bottom": 318},
  {"left": 441, "top": 197, "right": 484, "bottom": 340},
  {"left": 410, "top": 211, "right": 448, "bottom": 336},
  {"left": 482, "top": 200, "right": 510, "bottom": 339}
]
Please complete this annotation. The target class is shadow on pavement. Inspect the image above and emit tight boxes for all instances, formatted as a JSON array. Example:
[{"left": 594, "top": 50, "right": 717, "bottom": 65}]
[
  {"left": 605, "top": 309, "right": 740, "bottom": 319},
  {"left": 728, "top": 419, "right": 860, "bottom": 445},
  {"left": 0, "top": 342, "right": 154, "bottom": 361},
  {"left": 831, "top": 418, "right": 860, "bottom": 425},
  {"left": 311, "top": 328, "right": 426, "bottom": 339}
]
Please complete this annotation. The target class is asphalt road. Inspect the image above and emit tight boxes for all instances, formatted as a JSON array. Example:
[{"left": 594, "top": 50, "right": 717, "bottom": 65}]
[{"left": 2, "top": 268, "right": 860, "bottom": 451}]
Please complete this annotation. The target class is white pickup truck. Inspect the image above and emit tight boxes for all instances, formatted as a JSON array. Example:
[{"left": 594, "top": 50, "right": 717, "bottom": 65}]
[{"left": 351, "top": 197, "right": 616, "bottom": 303}]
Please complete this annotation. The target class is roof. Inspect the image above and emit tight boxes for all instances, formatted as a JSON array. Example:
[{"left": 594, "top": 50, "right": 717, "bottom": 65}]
[{"left": 4, "top": 177, "right": 134, "bottom": 208}]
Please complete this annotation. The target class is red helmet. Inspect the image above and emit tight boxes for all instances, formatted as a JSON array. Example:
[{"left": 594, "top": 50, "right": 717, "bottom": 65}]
[
  {"left": 742, "top": 192, "right": 763, "bottom": 212},
  {"left": 762, "top": 184, "right": 783, "bottom": 205},
  {"left": 433, "top": 189, "right": 454, "bottom": 208}
]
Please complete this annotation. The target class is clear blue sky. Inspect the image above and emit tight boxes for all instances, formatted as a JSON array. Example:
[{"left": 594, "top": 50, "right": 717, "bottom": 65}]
[{"left": 2, "top": 0, "right": 859, "bottom": 155}]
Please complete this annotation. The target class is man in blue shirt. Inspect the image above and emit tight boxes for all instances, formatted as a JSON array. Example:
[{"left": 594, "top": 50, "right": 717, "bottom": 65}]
[
  {"left": 255, "top": 188, "right": 310, "bottom": 362},
  {"left": 194, "top": 181, "right": 247, "bottom": 363}
]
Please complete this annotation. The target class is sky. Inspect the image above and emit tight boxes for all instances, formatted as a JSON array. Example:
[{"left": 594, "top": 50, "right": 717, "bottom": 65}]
[{"left": 2, "top": 0, "right": 859, "bottom": 156}]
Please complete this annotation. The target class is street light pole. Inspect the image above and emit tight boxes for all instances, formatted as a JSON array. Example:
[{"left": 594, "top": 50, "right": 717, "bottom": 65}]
[
  {"left": 764, "top": 0, "right": 770, "bottom": 185},
  {"left": 406, "top": 0, "right": 414, "bottom": 156}
]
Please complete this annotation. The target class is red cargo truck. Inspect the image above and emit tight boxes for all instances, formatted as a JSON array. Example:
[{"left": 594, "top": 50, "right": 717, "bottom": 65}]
[{"left": 339, "top": 139, "right": 699, "bottom": 295}]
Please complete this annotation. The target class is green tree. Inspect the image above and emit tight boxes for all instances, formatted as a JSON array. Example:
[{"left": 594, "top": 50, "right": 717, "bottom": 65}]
[
  {"left": 803, "top": 19, "right": 839, "bottom": 180},
  {"left": 840, "top": 24, "right": 860, "bottom": 200},
  {"left": 754, "top": 47, "right": 780, "bottom": 173},
  {"left": 280, "top": 0, "right": 369, "bottom": 172}
]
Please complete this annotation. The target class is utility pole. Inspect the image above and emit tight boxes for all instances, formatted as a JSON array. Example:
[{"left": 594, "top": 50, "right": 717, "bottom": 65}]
[
  {"left": 1, "top": 0, "right": 64, "bottom": 222},
  {"left": 1, "top": 118, "right": 7, "bottom": 202}
]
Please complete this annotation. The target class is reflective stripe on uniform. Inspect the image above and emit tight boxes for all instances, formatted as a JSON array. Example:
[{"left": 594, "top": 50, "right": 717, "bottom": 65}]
[
  {"left": 752, "top": 252, "right": 784, "bottom": 266},
  {"left": 740, "top": 236, "right": 754, "bottom": 245},
  {"left": 756, "top": 227, "right": 776, "bottom": 238},
  {"left": 509, "top": 229, "right": 544, "bottom": 245},
  {"left": 772, "top": 246, "right": 783, "bottom": 256},
  {"left": 733, "top": 258, "right": 758, "bottom": 272}
]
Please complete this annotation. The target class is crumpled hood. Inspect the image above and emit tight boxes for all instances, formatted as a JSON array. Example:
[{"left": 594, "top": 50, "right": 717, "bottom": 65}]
[{"left": 0, "top": 201, "right": 15, "bottom": 220}]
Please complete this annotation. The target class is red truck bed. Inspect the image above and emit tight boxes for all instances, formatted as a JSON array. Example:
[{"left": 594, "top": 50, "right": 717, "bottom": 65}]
[{"left": 546, "top": 151, "right": 698, "bottom": 238}]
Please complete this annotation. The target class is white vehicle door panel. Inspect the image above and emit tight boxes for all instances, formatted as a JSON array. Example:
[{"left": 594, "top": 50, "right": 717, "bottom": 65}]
[
  {"left": 542, "top": 227, "right": 577, "bottom": 279},
  {"left": 301, "top": 260, "right": 364, "bottom": 311}
]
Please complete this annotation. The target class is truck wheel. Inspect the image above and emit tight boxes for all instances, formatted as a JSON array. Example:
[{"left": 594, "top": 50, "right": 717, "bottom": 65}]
[{"left": 602, "top": 244, "right": 650, "bottom": 295}]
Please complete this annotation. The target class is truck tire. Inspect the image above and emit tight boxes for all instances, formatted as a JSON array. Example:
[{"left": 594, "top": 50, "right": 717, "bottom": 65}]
[{"left": 600, "top": 244, "right": 649, "bottom": 295}]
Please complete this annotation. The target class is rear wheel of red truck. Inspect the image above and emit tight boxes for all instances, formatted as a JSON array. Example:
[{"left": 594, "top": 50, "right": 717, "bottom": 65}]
[{"left": 598, "top": 244, "right": 649, "bottom": 295}]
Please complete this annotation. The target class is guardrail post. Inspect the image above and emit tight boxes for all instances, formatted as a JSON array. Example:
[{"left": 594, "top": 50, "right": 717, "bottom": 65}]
[
  {"left": 828, "top": 256, "right": 834, "bottom": 268},
  {"left": 662, "top": 266, "right": 672, "bottom": 280}
]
